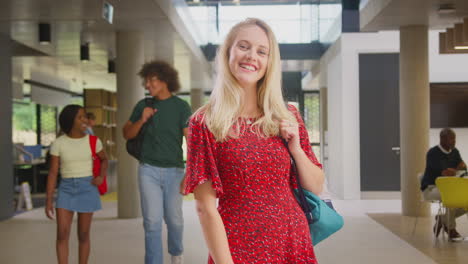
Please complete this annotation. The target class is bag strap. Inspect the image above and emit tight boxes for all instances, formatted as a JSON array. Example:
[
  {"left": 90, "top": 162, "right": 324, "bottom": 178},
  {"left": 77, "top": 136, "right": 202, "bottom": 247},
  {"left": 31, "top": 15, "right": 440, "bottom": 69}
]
[
  {"left": 89, "top": 135, "right": 98, "bottom": 157},
  {"left": 139, "top": 97, "right": 155, "bottom": 136},
  {"left": 283, "top": 139, "right": 314, "bottom": 224}
]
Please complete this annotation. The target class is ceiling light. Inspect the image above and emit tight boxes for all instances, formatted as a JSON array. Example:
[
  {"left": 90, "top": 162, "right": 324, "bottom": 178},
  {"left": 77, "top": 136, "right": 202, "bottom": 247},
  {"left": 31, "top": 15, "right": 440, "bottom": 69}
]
[
  {"left": 80, "top": 43, "right": 90, "bottom": 61},
  {"left": 108, "top": 59, "right": 115, "bottom": 73},
  {"left": 454, "top": 46, "right": 468, "bottom": 50},
  {"left": 38, "top": 23, "right": 51, "bottom": 45}
]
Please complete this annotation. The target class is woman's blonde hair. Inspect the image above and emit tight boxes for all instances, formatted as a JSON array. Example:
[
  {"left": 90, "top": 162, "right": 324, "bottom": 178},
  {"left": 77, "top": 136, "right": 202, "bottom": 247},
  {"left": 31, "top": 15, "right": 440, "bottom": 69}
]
[{"left": 196, "top": 18, "right": 296, "bottom": 141}]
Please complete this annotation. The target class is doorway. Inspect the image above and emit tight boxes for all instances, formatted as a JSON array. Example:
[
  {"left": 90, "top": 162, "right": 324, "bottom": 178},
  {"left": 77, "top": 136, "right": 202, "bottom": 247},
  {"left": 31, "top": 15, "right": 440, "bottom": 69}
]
[{"left": 359, "top": 53, "right": 400, "bottom": 191}]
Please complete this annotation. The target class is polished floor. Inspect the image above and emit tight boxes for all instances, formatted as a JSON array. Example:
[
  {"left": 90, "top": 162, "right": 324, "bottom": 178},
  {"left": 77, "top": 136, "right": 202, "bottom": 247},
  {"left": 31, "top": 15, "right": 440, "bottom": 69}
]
[{"left": 0, "top": 197, "right": 467, "bottom": 264}]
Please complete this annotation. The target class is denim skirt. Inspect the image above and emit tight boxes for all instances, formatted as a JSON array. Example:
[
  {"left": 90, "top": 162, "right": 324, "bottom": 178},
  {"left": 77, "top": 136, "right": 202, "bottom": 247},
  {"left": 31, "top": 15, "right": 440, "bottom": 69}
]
[{"left": 56, "top": 176, "right": 102, "bottom": 212}]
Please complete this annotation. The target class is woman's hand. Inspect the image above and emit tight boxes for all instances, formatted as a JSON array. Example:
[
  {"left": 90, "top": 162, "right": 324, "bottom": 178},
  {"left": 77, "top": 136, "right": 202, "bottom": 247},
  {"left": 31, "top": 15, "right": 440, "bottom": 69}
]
[
  {"left": 45, "top": 201, "right": 55, "bottom": 220},
  {"left": 92, "top": 175, "right": 104, "bottom": 186},
  {"left": 180, "top": 175, "right": 187, "bottom": 195},
  {"left": 280, "top": 119, "right": 301, "bottom": 154}
]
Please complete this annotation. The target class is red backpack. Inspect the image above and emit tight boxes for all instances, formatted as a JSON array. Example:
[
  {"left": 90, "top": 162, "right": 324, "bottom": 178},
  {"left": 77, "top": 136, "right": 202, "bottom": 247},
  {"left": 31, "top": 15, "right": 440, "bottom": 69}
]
[{"left": 89, "top": 135, "right": 107, "bottom": 195}]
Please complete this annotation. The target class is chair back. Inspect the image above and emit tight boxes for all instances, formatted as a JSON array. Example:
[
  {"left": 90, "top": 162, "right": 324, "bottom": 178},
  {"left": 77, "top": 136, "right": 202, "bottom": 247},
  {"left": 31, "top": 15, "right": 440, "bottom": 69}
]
[{"left": 435, "top": 177, "right": 468, "bottom": 210}]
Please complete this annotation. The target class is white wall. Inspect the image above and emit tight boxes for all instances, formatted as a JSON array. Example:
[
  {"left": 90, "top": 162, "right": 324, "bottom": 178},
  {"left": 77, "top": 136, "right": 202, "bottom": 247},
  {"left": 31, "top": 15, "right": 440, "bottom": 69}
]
[
  {"left": 319, "top": 31, "right": 399, "bottom": 199},
  {"left": 429, "top": 30, "right": 468, "bottom": 83},
  {"left": 315, "top": 30, "right": 468, "bottom": 199},
  {"left": 326, "top": 54, "right": 344, "bottom": 197}
]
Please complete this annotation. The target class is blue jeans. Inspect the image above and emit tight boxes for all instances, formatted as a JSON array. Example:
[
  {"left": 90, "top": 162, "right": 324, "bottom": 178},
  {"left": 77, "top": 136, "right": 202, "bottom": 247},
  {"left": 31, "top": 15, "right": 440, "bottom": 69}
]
[{"left": 138, "top": 164, "right": 184, "bottom": 264}]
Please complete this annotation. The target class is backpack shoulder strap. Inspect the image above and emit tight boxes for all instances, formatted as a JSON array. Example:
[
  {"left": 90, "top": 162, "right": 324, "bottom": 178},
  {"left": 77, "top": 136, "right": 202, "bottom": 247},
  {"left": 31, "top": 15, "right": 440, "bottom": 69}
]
[{"left": 144, "top": 97, "right": 154, "bottom": 107}]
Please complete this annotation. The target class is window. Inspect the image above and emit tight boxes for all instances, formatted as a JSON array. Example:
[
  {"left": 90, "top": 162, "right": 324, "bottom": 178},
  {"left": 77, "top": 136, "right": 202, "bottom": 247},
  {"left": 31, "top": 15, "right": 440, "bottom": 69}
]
[
  {"left": 39, "top": 105, "right": 57, "bottom": 146},
  {"left": 304, "top": 92, "right": 321, "bottom": 162},
  {"left": 188, "top": 3, "right": 341, "bottom": 44},
  {"left": 13, "top": 100, "right": 37, "bottom": 145}
]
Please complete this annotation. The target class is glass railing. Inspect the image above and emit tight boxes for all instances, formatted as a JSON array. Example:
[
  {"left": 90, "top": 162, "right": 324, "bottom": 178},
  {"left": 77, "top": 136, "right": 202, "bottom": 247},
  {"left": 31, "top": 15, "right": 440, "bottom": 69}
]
[
  {"left": 318, "top": 3, "right": 343, "bottom": 44},
  {"left": 320, "top": 12, "right": 342, "bottom": 44},
  {"left": 360, "top": 0, "right": 371, "bottom": 10},
  {"left": 186, "top": 1, "right": 342, "bottom": 45}
]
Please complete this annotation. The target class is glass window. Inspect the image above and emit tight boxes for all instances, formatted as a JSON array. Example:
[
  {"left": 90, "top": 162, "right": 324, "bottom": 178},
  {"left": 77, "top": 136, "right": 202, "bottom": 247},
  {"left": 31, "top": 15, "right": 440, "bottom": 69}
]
[
  {"left": 319, "top": 3, "right": 342, "bottom": 42},
  {"left": 40, "top": 105, "right": 57, "bottom": 146},
  {"left": 189, "top": 3, "right": 325, "bottom": 44},
  {"left": 304, "top": 92, "right": 321, "bottom": 162},
  {"left": 12, "top": 100, "right": 37, "bottom": 145}
]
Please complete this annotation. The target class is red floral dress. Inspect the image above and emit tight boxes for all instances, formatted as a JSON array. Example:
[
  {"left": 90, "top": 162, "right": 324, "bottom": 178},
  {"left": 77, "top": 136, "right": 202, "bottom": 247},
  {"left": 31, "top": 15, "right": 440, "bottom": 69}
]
[{"left": 184, "top": 106, "right": 322, "bottom": 264}]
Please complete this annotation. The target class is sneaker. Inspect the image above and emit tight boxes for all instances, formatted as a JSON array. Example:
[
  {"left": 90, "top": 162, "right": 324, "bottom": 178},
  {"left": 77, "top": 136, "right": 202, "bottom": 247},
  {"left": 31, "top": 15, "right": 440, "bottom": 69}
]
[
  {"left": 448, "top": 229, "right": 462, "bottom": 241},
  {"left": 171, "top": 255, "right": 183, "bottom": 264}
]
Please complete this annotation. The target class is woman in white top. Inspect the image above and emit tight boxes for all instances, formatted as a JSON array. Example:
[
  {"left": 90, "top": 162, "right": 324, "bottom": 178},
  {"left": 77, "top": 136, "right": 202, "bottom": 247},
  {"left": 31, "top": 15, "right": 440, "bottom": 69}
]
[{"left": 45, "top": 104, "right": 108, "bottom": 264}]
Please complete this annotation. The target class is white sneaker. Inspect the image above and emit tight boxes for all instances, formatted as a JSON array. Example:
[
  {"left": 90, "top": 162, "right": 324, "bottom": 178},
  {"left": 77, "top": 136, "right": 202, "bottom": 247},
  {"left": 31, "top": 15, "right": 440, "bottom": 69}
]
[{"left": 171, "top": 255, "right": 183, "bottom": 264}]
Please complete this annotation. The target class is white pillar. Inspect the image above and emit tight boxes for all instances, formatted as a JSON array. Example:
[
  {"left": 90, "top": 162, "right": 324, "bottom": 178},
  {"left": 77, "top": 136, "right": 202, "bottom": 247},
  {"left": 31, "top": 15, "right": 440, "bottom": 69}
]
[
  {"left": 399, "top": 26, "right": 431, "bottom": 217},
  {"left": 116, "top": 31, "right": 145, "bottom": 218},
  {"left": 319, "top": 86, "right": 328, "bottom": 169},
  {"left": 190, "top": 56, "right": 209, "bottom": 111},
  {"left": 190, "top": 88, "right": 204, "bottom": 112},
  {"left": 0, "top": 33, "right": 14, "bottom": 220}
]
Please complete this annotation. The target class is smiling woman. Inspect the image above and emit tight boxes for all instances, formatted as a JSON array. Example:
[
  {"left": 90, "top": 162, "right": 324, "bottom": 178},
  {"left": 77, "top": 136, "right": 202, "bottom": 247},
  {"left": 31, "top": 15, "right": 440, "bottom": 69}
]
[
  {"left": 228, "top": 26, "right": 270, "bottom": 91},
  {"left": 199, "top": 18, "right": 288, "bottom": 141},
  {"left": 45, "top": 104, "right": 108, "bottom": 264},
  {"left": 183, "top": 18, "right": 324, "bottom": 264}
]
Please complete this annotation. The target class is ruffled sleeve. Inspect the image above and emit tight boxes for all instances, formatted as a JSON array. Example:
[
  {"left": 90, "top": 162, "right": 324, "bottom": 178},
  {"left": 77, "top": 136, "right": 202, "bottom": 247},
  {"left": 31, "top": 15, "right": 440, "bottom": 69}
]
[
  {"left": 183, "top": 113, "right": 223, "bottom": 197},
  {"left": 288, "top": 104, "right": 323, "bottom": 188}
]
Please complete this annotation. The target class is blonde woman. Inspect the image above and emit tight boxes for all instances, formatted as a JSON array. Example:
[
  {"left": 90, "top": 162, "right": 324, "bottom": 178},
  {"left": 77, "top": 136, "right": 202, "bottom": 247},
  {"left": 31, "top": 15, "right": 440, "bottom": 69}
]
[{"left": 183, "top": 18, "right": 324, "bottom": 264}]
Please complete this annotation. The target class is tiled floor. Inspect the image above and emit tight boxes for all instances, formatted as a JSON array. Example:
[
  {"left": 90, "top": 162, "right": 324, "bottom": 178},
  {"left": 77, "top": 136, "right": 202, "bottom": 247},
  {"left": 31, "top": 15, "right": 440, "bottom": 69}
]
[
  {"left": 0, "top": 198, "right": 466, "bottom": 264},
  {"left": 368, "top": 213, "right": 468, "bottom": 264}
]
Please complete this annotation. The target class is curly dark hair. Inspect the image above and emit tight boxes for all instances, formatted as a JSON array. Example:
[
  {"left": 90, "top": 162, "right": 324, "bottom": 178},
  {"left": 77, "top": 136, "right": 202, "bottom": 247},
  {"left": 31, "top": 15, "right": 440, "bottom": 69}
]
[
  {"left": 59, "top": 104, "right": 83, "bottom": 134},
  {"left": 138, "top": 60, "right": 181, "bottom": 93}
]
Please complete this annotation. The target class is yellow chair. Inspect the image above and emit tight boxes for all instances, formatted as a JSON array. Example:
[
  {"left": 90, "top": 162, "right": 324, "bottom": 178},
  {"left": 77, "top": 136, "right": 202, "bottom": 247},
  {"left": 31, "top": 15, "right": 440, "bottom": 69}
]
[{"left": 435, "top": 177, "right": 468, "bottom": 241}]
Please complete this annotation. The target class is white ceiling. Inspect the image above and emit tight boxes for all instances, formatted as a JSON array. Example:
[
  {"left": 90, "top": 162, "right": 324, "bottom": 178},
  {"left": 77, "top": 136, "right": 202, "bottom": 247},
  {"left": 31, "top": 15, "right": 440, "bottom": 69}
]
[
  {"left": 361, "top": 0, "right": 468, "bottom": 31},
  {"left": 1, "top": 0, "right": 211, "bottom": 95}
]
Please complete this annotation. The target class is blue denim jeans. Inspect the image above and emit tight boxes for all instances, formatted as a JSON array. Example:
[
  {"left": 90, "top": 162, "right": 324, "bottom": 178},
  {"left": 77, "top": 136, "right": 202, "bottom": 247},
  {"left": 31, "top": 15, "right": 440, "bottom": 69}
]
[{"left": 138, "top": 164, "right": 184, "bottom": 264}]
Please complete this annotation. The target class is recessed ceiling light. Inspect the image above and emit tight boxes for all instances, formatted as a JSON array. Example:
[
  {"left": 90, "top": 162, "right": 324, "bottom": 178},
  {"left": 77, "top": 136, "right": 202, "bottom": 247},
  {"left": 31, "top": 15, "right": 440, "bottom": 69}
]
[
  {"left": 80, "top": 43, "right": 90, "bottom": 61},
  {"left": 108, "top": 59, "right": 116, "bottom": 73},
  {"left": 38, "top": 23, "right": 51, "bottom": 45}
]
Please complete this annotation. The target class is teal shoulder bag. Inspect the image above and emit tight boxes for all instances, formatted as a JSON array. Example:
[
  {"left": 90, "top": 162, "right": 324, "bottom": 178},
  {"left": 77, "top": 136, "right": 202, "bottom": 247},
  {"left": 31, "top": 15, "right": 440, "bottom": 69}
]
[{"left": 285, "top": 140, "right": 344, "bottom": 245}]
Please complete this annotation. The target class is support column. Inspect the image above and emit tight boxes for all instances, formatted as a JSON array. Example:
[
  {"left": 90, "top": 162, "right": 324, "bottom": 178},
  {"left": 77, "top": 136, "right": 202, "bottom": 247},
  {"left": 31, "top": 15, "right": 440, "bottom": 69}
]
[
  {"left": 190, "top": 88, "right": 204, "bottom": 112},
  {"left": 189, "top": 56, "right": 207, "bottom": 111},
  {"left": 399, "top": 26, "right": 431, "bottom": 217},
  {"left": 0, "top": 33, "right": 13, "bottom": 221},
  {"left": 320, "top": 87, "right": 328, "bottom": 169},
  {"left": 116, "top": 31, "right": 145, "bottom": 218}
]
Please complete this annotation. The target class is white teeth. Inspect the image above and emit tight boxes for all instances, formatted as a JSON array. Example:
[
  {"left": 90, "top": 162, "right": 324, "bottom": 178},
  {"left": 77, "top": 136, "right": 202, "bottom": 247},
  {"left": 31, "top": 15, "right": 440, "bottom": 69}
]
[{"left": 240, "top": 64, "right": 255, "bottom": 71}]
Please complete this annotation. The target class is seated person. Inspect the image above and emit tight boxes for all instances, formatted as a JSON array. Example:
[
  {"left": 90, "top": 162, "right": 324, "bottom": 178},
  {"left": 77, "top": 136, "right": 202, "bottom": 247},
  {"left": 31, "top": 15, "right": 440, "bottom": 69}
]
[{"left": 420, "top": 128, "right": 467, "bottom": 240}]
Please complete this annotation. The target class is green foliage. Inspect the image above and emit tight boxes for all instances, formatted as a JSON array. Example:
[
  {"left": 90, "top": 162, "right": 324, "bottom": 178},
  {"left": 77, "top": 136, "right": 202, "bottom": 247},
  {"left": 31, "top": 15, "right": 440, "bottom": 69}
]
[
  {"left": 41, "top": 105, "right": 56, "bottom": 133},
  {"left": 13, "top": 102, "right": 36, "bottom": 131}
]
